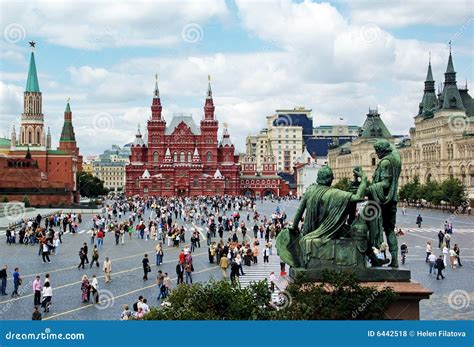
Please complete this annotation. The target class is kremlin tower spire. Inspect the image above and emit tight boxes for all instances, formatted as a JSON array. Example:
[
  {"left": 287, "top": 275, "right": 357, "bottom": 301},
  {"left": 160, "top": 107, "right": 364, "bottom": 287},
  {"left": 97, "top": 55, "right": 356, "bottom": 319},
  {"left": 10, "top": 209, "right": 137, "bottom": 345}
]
[
  {"left": 204, "top": 74, "right": 215, "bottom": 120},
  {"left": 151, "top": 73, "right": 163, "bottom": 120},
  {"left": 20, "top": 41, "right": 44, "bottom": 147}
]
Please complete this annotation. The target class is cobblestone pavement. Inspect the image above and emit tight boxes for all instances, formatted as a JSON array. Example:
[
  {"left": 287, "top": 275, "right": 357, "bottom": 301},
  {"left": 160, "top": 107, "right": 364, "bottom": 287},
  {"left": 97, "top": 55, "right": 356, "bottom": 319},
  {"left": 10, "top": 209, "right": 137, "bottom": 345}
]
[{"left": 0, "top": 200, "right": 472, "bottom": 320}]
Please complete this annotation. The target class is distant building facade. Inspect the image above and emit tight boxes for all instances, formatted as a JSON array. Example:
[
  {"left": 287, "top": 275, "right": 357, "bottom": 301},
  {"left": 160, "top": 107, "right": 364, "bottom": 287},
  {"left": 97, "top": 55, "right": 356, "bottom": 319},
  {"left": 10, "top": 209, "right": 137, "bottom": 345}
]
[
  {"left": 92, "top": 145, "right": 130, "bottom": 191},
  {"left": 327, "top": 108, "right": 394, "bottom": 181},
  {"left": 294, "top": 148, "right": 322, "bottom": 196}
]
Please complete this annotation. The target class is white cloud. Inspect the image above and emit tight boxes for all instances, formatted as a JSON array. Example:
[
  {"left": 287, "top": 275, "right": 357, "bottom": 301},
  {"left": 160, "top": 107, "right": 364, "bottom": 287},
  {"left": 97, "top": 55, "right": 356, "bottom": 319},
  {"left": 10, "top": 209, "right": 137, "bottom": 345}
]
[
  {"left": 2, "top": 0, "right": 229, "bottom": 49},
  {"left": 349, "top": 0, "right": 474, "bottom": 28}
]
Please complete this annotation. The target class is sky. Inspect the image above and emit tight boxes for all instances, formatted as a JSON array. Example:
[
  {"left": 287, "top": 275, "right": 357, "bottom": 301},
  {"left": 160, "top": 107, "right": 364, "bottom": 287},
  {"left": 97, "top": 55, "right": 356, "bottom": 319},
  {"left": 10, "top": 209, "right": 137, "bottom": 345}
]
[{"left": 0, "top": 0, "right": 473, "bottom": 157}]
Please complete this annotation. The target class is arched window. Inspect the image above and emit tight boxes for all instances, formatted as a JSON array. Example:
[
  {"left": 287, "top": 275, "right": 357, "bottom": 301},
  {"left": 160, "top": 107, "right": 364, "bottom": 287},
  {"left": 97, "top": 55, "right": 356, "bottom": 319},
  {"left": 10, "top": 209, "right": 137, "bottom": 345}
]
[
  {"left": 36, "top": 129, "right": 41, "bottom": 145},
  {"left": 180, "top": 152, "right": 185, "bottom": 162},
  {"left": 193, "top": 176, "right": 199, "bottom": 187},
  {"left": 28, "top": 131, "right": 32, "bottom": 144},
  {"left": 187, "top": 152, "right": 192, "bottom": 162},
  {"left": 153, "top": 151, "right": 158, "bottom": 163},
  {"left": 206, "top": 151, "right": 212, "bottom": 162},
  {"left": 173, "top": 152, "right": 177, "bottom": 162}
]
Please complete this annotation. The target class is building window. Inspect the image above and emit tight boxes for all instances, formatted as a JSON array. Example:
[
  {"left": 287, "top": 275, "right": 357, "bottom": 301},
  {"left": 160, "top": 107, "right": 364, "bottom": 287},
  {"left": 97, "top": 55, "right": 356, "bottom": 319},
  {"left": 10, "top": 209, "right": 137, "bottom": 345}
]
[
  {"left": 371, "top": 158, "right": 376, "bottom": 166},
  {"left": 187, "top": 152, "right": 192, "bottom": 162},
  {"left": 180, "top": 152, "right": 185, "bottom": 162},
  {"left": 193, "top": 176, "right": 199, "bottom": 187},
  {"left": 153, "top": 151, "right": 158, "bottom": 163},
  {"left": 165, "top": 177, "right": 171, "bottom": 187},
  {"left": 173, "top": 152, "right": 177, "bottom": 162},
  {"left": 206, "top": 151, "right": 212, "bottom": 162}
]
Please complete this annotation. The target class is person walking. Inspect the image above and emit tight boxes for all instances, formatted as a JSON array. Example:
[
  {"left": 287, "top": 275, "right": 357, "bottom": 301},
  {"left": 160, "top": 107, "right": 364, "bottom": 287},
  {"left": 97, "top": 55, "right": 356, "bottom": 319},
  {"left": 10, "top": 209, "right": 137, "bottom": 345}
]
[
  {"left": 103, "top": 257, "right": 112, "bottom": 283},
  {"left": 263, "top": 245, "right": 270, "bottom": 263},
  {"left": 42, "top": 242, "right": 51, "bottom": 263},
  {"left": 11, "top": 268, "right": 20, "bottom": 298},
  {"left": 449, "top": 248, "right": 457, "bottom": 269},
  {"left": 175, "top": 262, "right": 184, "bottom": 285},
  {"left": 80, "top": 275, "right": 90, "bottom": 303},
  {"left": 41, "top": 281, "right": 52, "bottom": 313},
  {"left": 442, "top": 244, "right": 449, "bottom": 267},
  {"left": 428, "top": 253, "right": 437, "bottom": 274},
  {"left": 90, "top": 228, "right": 96, "bottom": 246},
  {"left": 453, "top": 244, "right": 463, "bottom": 267},
  {"left": 184, "top": 260, "right": 193, "bottom": 284},
  {"left": 90, "top": 246, "right": 100, "bottom": 268},
  {"left": 437, "top": 230, "right": 445, "bottom": 249},
  {"left": 90, "top": 274, "right": 99, "bottom": 304},
  {"left": 155, "top": 243, "right": 163, "bottom": 266},
  {"left": 416, "top": 214, "right": 423, "bottom": 228},
  {"left": 435, "top": 255, "right": 445, "bottom": 280},
  {"left": 32, "top": 275, "right": 42, "bottom": 306},
  {"left": 0, "top": 265, "right": 7, "bottom": 295},
  {"left": 444, "top": 233, "right": 451, "bottom": 249},
  {"left": 77, "top": 247, "right": 86, "bottom": 269},
  {"left": 425, "top": 241, "right": 432, "bottom": 263},
  {"left": 156, "top": 270, "right": 165, "bottom": 301},
  {"left": 142, "top": 254, "right": 150, "bottom": 281},
  {"left": 252, "top": 244, "right": 259, "bottom": 264},
  {"left": 83, "top": 243, "right": 89, "bottom": 264},
  {"left": 163, "top": 272, "right": 171, "bottom": 298},
  {"left": 96, "top": 229, "right": 104, "bottom": 249},
  {"left": 219, "top": 254, "right": 229, "bottom": 280}
]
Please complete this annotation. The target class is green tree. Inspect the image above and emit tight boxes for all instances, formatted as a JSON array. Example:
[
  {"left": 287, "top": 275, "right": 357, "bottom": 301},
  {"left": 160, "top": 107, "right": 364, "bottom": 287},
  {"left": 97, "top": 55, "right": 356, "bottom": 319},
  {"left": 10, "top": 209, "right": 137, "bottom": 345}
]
[
  {"left": 440, "top": 178, "right": 467, "bottom": 207},
  {"left": 77, "top": 172, "right": 108, "bottom": 198},
  {"left": 2, "top": 196, "right": 8, "bottom": 203},
  {"left": 332, "top": 177, "right": 351, "bottom": 191},
  {"left": 22, "top": 195, "right": 31, "bottom": 207}
]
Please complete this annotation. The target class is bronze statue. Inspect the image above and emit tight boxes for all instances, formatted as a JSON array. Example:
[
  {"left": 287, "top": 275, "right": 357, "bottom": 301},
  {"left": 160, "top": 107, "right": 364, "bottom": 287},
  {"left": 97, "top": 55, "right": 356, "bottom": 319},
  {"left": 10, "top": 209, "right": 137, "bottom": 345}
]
[
  {"left": 277, "top": 166, "right": 367, "bottom": 269},
  {"left": 365, "top": 139, "right": 401, "bottom": 267}
]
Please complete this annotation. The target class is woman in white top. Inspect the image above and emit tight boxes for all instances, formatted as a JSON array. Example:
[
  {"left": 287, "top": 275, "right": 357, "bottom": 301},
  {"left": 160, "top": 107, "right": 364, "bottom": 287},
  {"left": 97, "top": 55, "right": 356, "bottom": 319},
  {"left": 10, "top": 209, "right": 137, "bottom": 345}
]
[
  {"left": 41, "top": 282, "right": 52, "bottom": 313},
  {"left": 442, "top": 245, "right": 449, "bottom": 266},
  {"left": 90, "top": 275, "right": 99, "bottom": 304}
]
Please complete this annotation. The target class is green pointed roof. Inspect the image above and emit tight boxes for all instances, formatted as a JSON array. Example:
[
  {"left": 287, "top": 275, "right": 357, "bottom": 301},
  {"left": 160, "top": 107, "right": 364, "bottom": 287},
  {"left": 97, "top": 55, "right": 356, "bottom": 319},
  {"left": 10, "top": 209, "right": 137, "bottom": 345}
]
[
  {"left": 26, "top": 52, "right": 40, "bottom": 92},
  {"left": 60, "top": 102, "right": 76, "bottom": 142},
  {"left": 426, "top": 63, "right": 434, "bottom": 82},
  {"left": 359, "top": 109, "right": 392, "bottom": 139},
  {"left": 446, "top": 53, "right": 455, "bottom": 74}
]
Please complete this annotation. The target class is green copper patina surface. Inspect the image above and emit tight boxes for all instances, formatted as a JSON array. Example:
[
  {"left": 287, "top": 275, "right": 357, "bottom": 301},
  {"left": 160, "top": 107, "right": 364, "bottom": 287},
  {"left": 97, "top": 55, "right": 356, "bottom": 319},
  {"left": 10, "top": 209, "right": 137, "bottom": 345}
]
[{"left": 277, "top": 139, "right": 404, "bottom": 279}]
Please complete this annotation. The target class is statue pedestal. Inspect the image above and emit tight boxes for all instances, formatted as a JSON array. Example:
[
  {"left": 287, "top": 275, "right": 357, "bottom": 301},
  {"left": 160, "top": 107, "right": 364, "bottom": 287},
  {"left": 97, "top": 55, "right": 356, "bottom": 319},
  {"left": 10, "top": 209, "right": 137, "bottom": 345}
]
[
  {"left": 290, "top": 267, "right": 411, "bottom": 282},
  {"left": 281, "top": 271, "right": 432, "bottom": 320},
  {"left": 361, "top": 281, "right": 432, "bottom": 320}
]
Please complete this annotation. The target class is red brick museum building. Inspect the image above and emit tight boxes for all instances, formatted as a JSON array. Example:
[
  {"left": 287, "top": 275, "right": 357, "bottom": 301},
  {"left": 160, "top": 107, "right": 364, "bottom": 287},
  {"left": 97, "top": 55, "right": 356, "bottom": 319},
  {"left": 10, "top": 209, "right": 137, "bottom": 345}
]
[{"left": 125, "top": 77, "right": 290, "bottom": 197}]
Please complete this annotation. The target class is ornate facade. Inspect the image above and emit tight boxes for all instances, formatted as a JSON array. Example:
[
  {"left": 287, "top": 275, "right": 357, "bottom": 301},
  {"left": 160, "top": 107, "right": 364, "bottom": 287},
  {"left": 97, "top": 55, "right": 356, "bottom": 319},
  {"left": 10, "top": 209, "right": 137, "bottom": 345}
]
[
  {"left": 125, "top": 76, "right": 240, "bottom": 197},
  {"left": 328, "top": 50, "right": 474, "bottom": 200},
  {"left": 398, "top": 50, "right": 474, "bottom": 198}
]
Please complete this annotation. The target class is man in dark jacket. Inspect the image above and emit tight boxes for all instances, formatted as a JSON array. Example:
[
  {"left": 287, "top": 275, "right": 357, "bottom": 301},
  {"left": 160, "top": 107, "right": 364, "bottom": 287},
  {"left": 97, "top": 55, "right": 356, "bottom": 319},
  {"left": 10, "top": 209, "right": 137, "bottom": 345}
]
[
  {"left": 0, "top": 265, "right": 7, "bottom": 295},
  {"left": 435, "top": 255, "right": 445, "bottom": 280},
  {"left": 437, "top": 230, "right": 445, "bottom": 249}
]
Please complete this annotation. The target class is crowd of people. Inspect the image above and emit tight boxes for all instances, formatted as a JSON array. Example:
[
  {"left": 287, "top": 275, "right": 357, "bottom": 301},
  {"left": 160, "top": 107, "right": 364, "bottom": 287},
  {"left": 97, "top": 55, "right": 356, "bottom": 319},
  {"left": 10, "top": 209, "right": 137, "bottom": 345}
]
[{"left": 1, "top": 193, "right": 470, "bottom": 321}]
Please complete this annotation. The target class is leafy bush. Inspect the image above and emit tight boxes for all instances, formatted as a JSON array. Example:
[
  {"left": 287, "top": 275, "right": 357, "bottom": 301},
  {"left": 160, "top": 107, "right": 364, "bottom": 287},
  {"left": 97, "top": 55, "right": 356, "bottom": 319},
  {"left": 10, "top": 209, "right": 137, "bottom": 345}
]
[
  {"left": 143, "top": 270, "right": 397, "bottom": 320},
  {"left": 144, "top": 279, "right": 273, "bottom": 320},
  {"left": 275, "top": 270, "right": 396, "bottom": 320},
  {"left": 2, "top": 196, "right": 8, "bottom": 203}
]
